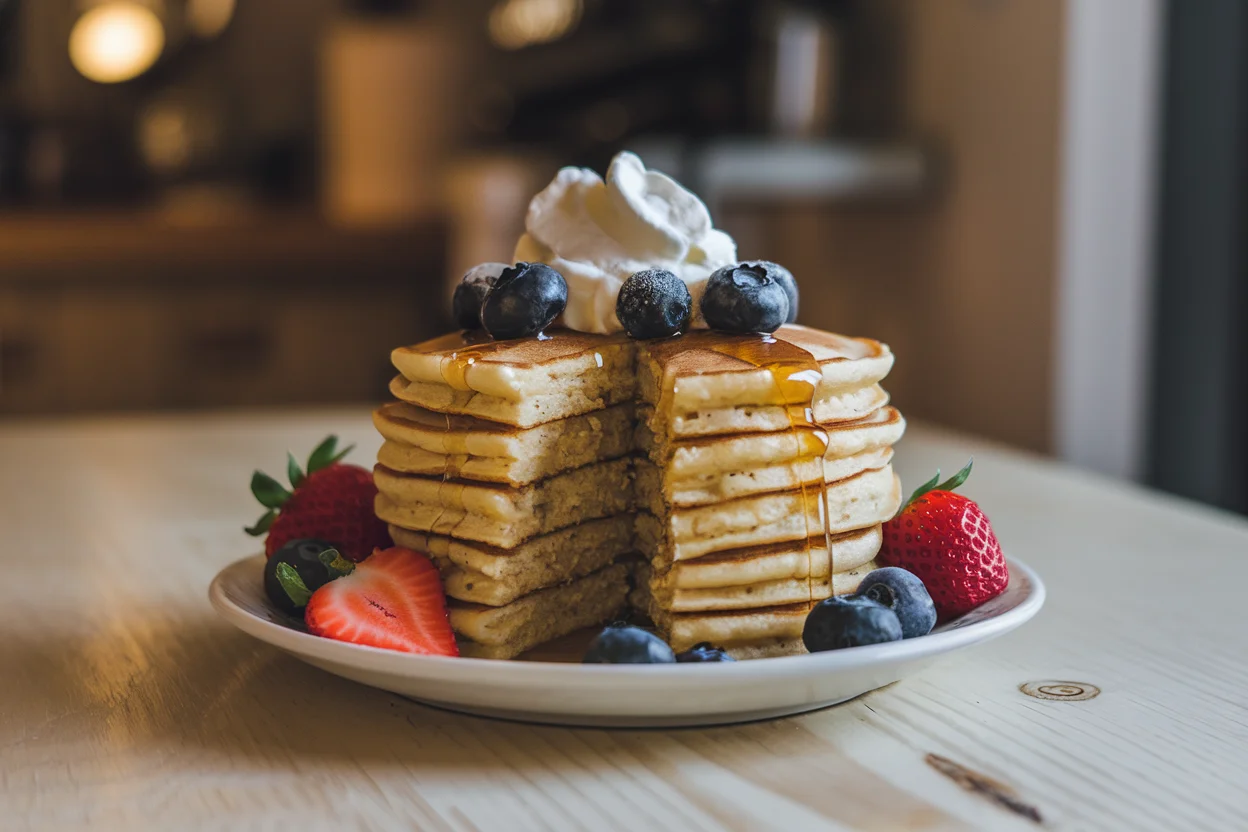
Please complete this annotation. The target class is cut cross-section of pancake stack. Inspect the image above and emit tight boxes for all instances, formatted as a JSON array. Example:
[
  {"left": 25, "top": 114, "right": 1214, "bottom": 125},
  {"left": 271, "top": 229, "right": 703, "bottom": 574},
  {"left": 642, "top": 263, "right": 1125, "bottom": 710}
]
[
  {"left": 630, "top": 329, "right": 904, "bottom": 658},
  {"left": 376, "top": 331, "right": 640, "bottom": 658},
  {"left": 372, "top": 324, "right": 904, "bottom": 659}
]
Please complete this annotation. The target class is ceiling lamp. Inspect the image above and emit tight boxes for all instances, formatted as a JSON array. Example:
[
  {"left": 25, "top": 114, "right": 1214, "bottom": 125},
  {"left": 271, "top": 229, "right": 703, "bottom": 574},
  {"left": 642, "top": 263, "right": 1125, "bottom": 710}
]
[
  {"left": 488, "top": 0, "right": 582, "bottom": 51},
  {"left": 69, "top": 2, "right": 166, "bottom": 84}
]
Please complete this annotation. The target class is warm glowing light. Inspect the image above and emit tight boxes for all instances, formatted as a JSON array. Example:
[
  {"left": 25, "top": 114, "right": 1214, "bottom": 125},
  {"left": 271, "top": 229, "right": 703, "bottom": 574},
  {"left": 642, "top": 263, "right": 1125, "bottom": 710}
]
[
  {"left": 488, "top": 0, "right": 582, "bottom": 50},
  {"left": 69, "top": 3, "right": 165, "bottom": 84},
  {"left": 186, "top": 0, "right": 236, "bottom": 39}
]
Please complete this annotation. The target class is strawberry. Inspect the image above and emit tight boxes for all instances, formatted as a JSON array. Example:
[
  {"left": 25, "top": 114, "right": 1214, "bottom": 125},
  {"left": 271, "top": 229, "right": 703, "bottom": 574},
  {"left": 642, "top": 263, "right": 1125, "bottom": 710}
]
[
  {"left": 879, "top": 460, "right": 1008, "bottom": 621},
  {"left": 304, "top": 546, "right": 459, "bottom": 657},
  {"left": 246, "top": 435, "right": 391, "bottom": 562}
]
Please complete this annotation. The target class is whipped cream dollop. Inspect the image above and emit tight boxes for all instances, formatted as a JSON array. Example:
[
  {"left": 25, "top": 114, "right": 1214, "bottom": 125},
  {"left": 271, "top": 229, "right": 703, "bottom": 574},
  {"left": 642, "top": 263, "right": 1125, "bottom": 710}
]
[{"left": 513, "top": 151, "right": 737, "bottom": 334}]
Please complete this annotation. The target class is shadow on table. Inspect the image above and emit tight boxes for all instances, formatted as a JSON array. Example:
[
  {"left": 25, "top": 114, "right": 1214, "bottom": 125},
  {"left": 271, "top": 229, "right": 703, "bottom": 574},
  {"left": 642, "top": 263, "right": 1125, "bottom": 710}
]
[
  {"left": 2, "top": 612, "right": 859, "bottom": 765},
  {"left": 2, "top": 614, "right": 956, "bottom": 831}
]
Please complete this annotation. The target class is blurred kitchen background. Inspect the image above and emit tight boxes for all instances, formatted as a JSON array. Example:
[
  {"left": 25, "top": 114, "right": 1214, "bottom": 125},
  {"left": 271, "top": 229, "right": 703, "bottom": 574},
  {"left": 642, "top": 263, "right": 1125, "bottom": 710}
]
[{"left": 0, "top": 0, "right": 1242, "bottom": 516}]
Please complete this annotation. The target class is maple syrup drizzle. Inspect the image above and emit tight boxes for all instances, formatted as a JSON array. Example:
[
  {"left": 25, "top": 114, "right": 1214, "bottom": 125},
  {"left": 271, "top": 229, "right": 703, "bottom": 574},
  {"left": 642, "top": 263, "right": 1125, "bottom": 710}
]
[
  {"left": 650, "top": 331, "right": 833, "bottom": 607},
  {"left": 705, "top": 334, "right": 831, "bottom": 607},
  {"left": 433, "top": 331, "right": 560, "bottom": 536}
]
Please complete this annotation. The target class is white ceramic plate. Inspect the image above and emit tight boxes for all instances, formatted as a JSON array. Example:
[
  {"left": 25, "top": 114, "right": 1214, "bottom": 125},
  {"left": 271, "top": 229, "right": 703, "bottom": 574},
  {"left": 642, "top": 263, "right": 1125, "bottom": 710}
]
[{"left": 209, "top": 554, "right": 1044, "bottom": 727}]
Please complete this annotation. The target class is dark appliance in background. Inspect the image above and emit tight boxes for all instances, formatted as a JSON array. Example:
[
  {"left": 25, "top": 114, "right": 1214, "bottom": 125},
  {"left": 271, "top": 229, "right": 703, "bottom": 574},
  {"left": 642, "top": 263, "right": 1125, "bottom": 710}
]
[
  {"left": 467, "top": 0, "right": 900, "bottom": 169},
  {"left": 0, "top": 0, "right": 17, "bottom": 80},
  {"left": 1149, "top": 1, "right": 1248, "bottom": 516},
  {"left": 0, "top": 0, "right": 24, "bottom": 202}
]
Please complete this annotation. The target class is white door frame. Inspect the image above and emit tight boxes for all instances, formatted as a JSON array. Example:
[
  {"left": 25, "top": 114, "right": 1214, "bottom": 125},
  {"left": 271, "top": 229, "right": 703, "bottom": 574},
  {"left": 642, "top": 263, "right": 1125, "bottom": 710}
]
[{"left": 1054, "top": 0, "right": 1165, "bottom": 480}]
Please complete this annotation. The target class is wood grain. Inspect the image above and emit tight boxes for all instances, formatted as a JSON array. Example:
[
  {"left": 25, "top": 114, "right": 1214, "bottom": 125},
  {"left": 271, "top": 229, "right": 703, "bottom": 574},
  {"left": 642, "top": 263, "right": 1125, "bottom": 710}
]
[{"left": 1, "top": 410, "right": 1246, "bottom": 831}]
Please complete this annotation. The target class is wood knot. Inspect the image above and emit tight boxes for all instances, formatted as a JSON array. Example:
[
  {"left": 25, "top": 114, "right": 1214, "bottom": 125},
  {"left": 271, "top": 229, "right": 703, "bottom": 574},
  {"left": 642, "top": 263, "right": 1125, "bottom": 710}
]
[
  {"left": 925, "top": 754, "right": 1043, "bottom": 823},
  {"left": 1019, "top": 680, "right": 1100, "bottom": 701}
]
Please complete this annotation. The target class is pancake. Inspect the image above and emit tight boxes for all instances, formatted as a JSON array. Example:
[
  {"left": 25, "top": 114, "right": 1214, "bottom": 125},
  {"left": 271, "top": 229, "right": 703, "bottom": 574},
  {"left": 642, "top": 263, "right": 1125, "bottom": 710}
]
[
  {"left": 374, "top": 401, "right": 635, "bottom": 486},
  {"left": 655, "top": 525, "right": 882, "bottom": 589},
  {"left": 374, "top": 458, "right": 633, "bottom": 548},
  {"left": 388, "top": 516, "right": 636, "bottom": 606},
  {"left": 657, "top": 385, "right": 890, "bottom": 440},
  {"left": 389, "top": 324, "right": 891, "bottom": 430},
  {"left": 634, "top": 562, "right": 876, "bottom": 655},
  {"left": 637, "top": 595, "right": 811, "bottom": 654},
  {"left": 635, "top": 405, "right": 904, "bottom": 507},
  {"left": 636, "top": 445, "right": 894, "bottom": 508},
  {"left": 636, "top": 326, "right": 894, "bottom": 415},
  {"left": 450, "top": 564, "right": 630, "bottom": 659},
  {"left": 376, "top": 322, "right": 905, "bottom": 660},
  {"left": 634, "top": 464, "right": 901, "bottom": 564},
  {"left": 390, "top": 330, "right": 635, "bottom": 427},
  {"left": 638, "top": 559, "right": 879, "bottom": 612},
  {"left": 643, "top": 405, "right": 904, "bottom": 473}
]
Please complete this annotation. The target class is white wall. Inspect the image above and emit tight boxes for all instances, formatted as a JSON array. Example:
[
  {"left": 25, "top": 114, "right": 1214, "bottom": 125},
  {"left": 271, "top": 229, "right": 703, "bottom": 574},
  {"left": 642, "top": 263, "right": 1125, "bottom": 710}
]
[{"left": 1054, "top": 0, "right": 1164, "bottom": 480}]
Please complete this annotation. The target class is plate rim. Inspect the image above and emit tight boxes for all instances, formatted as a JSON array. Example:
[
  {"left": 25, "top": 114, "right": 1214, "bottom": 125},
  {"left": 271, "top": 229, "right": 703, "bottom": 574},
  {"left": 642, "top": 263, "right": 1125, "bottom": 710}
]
[{"left": 209, "top": 553, "right": 1045, "bottom": 683}]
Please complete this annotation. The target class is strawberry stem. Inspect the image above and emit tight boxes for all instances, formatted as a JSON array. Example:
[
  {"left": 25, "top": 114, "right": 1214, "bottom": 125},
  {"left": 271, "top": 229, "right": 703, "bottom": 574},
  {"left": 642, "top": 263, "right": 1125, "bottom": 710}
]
[{"left": 898, "top": 458, "right": 974, "bottom": 513}]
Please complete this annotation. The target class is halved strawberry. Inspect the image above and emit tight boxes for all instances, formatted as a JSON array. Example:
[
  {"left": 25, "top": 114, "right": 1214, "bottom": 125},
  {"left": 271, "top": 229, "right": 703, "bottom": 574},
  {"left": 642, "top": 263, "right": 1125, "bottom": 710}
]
[{"left": 304, "top": 546, "right": 459, "bottom": 657}]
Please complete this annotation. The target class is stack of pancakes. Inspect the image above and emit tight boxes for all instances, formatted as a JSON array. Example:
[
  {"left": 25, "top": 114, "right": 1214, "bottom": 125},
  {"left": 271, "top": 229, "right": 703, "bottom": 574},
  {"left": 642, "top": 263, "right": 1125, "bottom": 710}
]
[{"left": 372, "top": 324, "right": 904, "bottom": 659}]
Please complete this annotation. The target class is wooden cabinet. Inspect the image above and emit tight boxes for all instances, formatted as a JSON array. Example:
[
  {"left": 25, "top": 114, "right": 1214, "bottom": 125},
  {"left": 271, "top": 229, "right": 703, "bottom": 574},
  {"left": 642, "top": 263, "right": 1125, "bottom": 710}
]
[{"left": 0, "top": 215, "right": 446, "bottom": 415}]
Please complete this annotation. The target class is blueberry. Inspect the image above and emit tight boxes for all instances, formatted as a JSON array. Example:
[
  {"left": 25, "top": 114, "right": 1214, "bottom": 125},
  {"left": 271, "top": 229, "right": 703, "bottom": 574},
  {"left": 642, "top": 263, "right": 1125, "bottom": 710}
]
[
  {"left": 856, "top": 567, "right": 937, "bottom": 638},
  {"left": 700, "top": 263, "right": 791, "bottom": 333},
  {"left": 616, "top": 269, "right": 693, "bottom": 339},
  {"left": 264, "top": 538, "right": 345, "bottom": 614},
  {"left": 675, "top": 642, "right": 736, "bottom": 663},
  {"left": 802, "top": 595, "right": 903, "bottom": 652},
  {"left": 582, "top": 623, "right": 677, "bottom": 664},
  {"left": 481, "top": 262, "right": 568, "bottom": 340},
  {"left": 452, "top": 262, "right": 506, "bottom": 330},
  {"left": 746, "top": 261, "right": 799, "bottom": 323}
]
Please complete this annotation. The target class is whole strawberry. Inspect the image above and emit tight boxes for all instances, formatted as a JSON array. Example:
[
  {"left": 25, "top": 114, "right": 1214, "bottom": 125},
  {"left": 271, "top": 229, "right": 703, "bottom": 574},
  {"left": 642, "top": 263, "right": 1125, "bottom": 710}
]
[
  {"left": 246, "top": 436, "right": 391, "bottom": 562},
  {"left": 879, "top": 460, "right": 1008, "bottom": 621}
]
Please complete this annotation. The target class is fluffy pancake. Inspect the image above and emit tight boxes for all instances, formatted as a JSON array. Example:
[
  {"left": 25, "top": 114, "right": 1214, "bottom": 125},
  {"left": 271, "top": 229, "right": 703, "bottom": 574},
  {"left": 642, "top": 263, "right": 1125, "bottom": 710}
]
[
  {"left": 637, "top": 445, "right": 894, "bottom": 508},
  {"left": 656, "top": 385, "right": 890, "bottom": 440},
  {"left": 654, "top": 525, "right": 882, "bottom": 589},
  {"left": 378, "top": 322, "right": 904, "bottom": 660},
  {"left": 388, "top": 325, "right": 892, "bottom": 430},
  {"left": 374, "top": 401, "right": 635, "bottom": 486},
  {"left": 374, "top": 458, "right": 633, "bottom": 548},
  {"left": 635, "top": 464, "right": 901, "bottom": 563},
  {"left": 450, "top": 564, "right": 630, "bottom": 659},
  {"left": 638, "top": 559, "right": 879, "bottom": 612},
  {"left": 638, "top": 596, "right": 809, "bottom": 654},
  {"left": 388, "top": 516, "right": 635, "bottom": 606},
  {"left": 390, "top": 330, "right": 635, "bottom": 427},
  {"left": 635, "top": 562, "right": 877, "bottom": 655},
  {"left": 637, "top": 326, "right": 894, "bottom": 415}
]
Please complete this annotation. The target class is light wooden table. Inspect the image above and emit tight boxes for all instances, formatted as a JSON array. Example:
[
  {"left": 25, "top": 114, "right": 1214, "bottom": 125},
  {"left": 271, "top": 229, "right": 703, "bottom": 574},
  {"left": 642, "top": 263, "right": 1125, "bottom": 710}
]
[{"left": 2, "top": 409, "right": 1246, "bottom": 831}]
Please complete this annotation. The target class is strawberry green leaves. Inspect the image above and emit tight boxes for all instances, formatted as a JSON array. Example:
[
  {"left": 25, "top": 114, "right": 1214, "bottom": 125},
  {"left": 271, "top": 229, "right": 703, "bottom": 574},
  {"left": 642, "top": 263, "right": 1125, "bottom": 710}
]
[
  {"left": 244, "top": 510, "right": 276, "bottom": 537},
  {"left": 245, "top": 436, "right": 357, "bottom": 538},
  {"left": 247, "top": 470, "right": 292, "bottom": 536},
  {"left": 935, "top": 459, "right": 974, "bottom": 493},
  {"left": 251, "top": 471, "right": 292, "bottom": 508},
  {"left": 898, "top": 458, "right": 974, "bottom": 514},
  {"left": 306, "top": 435, "right": 355, "bottom": 475},
  {"left": 287, "top": 452, "right": 306, "bottom": 489}
]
